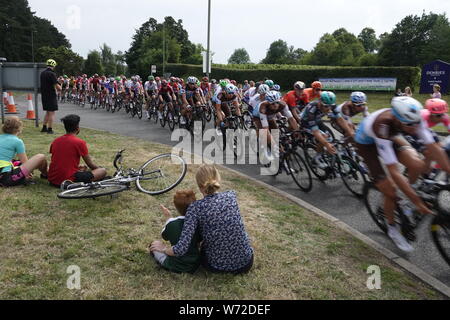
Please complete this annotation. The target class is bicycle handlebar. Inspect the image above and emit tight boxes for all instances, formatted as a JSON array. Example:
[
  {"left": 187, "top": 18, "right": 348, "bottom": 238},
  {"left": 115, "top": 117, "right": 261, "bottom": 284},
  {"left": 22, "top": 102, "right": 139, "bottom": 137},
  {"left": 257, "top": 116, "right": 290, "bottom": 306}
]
[{"left": 113, "top": 149, "right": 125, "bottom": 169}]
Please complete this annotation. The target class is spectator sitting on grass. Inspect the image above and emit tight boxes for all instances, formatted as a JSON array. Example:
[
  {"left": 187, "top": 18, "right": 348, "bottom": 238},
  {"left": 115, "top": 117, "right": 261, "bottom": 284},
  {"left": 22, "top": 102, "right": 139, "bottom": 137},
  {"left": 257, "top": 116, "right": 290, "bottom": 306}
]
[
  {"left": 0, "top": 116, "right": 48, "bottom": 187},
  {"left": 149, "top": 190, "right": 201, "bottom": 273},
  {"left": 432, "top": 84, "right": 442, "bottom": 99},
  {"left": 150, "top": 165, "right": 254, "bottom": 275},
  {"left": 47, "top": 114, "right": 106, "bottom": 188}
]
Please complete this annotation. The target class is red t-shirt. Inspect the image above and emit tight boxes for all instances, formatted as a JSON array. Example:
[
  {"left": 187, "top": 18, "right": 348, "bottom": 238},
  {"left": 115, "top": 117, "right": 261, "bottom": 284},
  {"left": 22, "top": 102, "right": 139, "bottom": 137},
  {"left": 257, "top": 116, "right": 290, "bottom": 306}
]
[{"left": 48, "top": 134, "right": 89, "bottom": 185}]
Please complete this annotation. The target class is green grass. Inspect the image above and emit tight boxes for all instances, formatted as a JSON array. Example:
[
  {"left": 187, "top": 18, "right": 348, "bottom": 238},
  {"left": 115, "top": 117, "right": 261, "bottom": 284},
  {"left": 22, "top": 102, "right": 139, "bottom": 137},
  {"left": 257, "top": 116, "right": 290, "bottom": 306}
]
[{"left": 0, "top": 121, "right": 444, "bottom": 299}]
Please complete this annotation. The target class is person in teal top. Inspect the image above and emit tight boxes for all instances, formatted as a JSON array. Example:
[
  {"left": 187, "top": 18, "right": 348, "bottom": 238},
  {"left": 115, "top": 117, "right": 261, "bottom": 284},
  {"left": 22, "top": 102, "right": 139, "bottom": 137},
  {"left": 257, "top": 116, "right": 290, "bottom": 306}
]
[
  {"left": 149, "top": 190, "right": 201, "bottom": 273},
  {"left": 0, "top": 116, "right": 48, "bottom": 187}
]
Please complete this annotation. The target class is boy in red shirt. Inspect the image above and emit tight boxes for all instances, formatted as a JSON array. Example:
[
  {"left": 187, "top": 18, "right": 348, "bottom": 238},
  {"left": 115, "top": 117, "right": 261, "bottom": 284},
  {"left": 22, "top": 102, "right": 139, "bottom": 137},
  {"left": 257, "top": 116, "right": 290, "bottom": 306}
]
[{"left": 48, "top": 114, "right": 106, "bottom": 187}]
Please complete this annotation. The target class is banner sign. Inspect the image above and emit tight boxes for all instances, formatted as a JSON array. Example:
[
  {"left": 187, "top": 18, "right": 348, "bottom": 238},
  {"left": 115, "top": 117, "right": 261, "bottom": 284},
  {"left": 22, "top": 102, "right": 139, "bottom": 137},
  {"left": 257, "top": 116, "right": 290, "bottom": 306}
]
[
  {"left": 419, "top": 60, "right": 450, "bottom": 94},
  {"left": 319, "top": 78, "right": 397, "bottom": 91}
]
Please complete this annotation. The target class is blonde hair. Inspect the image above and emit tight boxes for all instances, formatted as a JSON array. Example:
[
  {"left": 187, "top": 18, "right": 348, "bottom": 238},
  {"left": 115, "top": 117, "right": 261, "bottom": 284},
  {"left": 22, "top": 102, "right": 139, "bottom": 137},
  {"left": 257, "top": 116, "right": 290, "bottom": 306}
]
[
  {"left": 434, "top": 84, "right": 441, "bottom": 90},
  {"left": 196, "top": 165, "right": 221, "bottom": 195},
  {"left": 404, "top": 87, "right": 411, "bottom": 93},
  {"left": 173, "top": 190, "right": 197, "bottom": 215},
  {"left": 2, "top": 116, "right": 23, "bottom": 135}
]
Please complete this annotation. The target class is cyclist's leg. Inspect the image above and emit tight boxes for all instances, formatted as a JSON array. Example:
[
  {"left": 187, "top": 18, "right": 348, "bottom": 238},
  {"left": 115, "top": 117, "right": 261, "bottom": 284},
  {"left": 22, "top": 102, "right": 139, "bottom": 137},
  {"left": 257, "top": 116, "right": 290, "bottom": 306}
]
[{"left": 397, "top": 146, "right": 427, "bottom": 184}]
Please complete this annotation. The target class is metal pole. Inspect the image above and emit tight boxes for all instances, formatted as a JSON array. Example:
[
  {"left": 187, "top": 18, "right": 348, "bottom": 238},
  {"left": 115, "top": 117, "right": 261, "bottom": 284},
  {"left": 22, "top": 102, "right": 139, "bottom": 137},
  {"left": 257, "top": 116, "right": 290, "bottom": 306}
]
[
  {"left": 31, "top": 31, "right": 34, "bottom": 63},
  {"left": 206, "top": 0, "right": 211, "bottom": 78}
]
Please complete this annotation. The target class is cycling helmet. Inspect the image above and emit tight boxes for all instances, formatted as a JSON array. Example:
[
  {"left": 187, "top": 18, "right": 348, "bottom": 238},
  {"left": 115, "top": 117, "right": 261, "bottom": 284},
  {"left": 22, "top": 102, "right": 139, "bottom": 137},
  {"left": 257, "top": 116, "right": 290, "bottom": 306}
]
[
  {"left": 116, "top": 77, "right": 121, "bottom": 81},
  {"left": 148, "top": 76, "right": 155, "bottom": 81},
  {"left": 265, "top": 80, "right": 274, "bottom": 88},
  {"left": 350, "top": 92, "right": 367, "bottom": 105},
  {"left": 224, "top": 84, "right": 238, "bottom": 95},
  {"left": 294, "top": 81, "right": 305, "bottom": 90},
  {"left": 273, "top": 84, "right": 280, "bottom": 91},
  {"left": 391, "top": 97, "right": 423, "bottom": 124},
  {"left": 312, "top": 81, "right": 322, "bottom": 89},
  {"left": 219, "top": 79, "right": 228, "bottom": 87},
  {"left": 46, "top": 59, "right": 57, "bottom": 67},
  {"left": 257, "top": 84, "right": 270, "bottom": 95},
  {"left": 63, "top": 75, "right": 68, "bottom": 78},
  {"left": 161, "top": 80, "right": 168, "bottom": 86},
  {"left": 187, "top": 76, "right": 198, "bottom": 84},
  {"left": 197, "top": 80, "right": 201, "bottom": 86},
  {"left": 110, "top": 77, "right": 115, "bottom": 82},
  {"left": 425, "top": 98, "right": 448, "bottom": 115},
  {"left": 170, "top": 77, "right": 176, "bottom": 82},
  {"left": 202, "top": 76, "right": 209, "bottom": 82},
  {"left": 265, "top": 91, "right": 282, "bottom": 103},
  {"left": 320, "top": 91, "right": 336, "bottom": 106},
  {"left": 131, "top": 76, "right": 136, "bottom": 82}
]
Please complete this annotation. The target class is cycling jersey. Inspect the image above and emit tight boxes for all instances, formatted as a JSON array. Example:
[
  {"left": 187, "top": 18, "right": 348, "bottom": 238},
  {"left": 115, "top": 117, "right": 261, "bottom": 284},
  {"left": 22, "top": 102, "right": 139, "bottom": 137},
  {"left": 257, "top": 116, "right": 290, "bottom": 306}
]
[
  {"left": 248, "top": 94, "right": 263, "bottom": 114},
  {"left": 336, "top": 101, "right": 369, "bottom": 123},
  {"left": 200, "top": 82, "right": 211, "bottom": 94},
  {"left": 300, "top": 101, "right": 341, "bottom": 131},
  {"left": 183, "top": 85, "right": 202, "bottom": 101},
  {"left": 282, "top": 90, "right": 309, "bottom": 108},
  {"left": 421, "top": 109, "right": 450, "bottom": 131},
  {"left": 355, "top": 108, "right": 434, "bottom": 165},
  {"left": 212, "top": 91, "right": 238, "bottom": 105},
  {"left": 103, "top": 81, "right": 115, "bottom": 94},
  {"left": 169, "top": 82, "right": 180, "bottom": 93},
  {"left": 304, "top": 88, "right": 321, "bottom": 102},
  {"left": 253, "top": 101, "right": 293, "bottom": 128},
  {"left": 243, "top": 87, "right": 257, "bottom": 104},
  {"left": 145, "top": 81, "right": 158, "bottom": 92},
  {"left": 159, "top": 85, "right": 174, "bottom": 96},
  {"left": 130, "top": 82, "right": 141, "bottom": 93}
]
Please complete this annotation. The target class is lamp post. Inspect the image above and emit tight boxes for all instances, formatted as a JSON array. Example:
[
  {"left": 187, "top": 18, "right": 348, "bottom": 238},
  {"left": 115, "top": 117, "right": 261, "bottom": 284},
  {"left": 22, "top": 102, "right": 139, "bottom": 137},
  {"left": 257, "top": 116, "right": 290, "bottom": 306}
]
[{"left": 206, "top": 0, "right": 211, "bottom": 77}]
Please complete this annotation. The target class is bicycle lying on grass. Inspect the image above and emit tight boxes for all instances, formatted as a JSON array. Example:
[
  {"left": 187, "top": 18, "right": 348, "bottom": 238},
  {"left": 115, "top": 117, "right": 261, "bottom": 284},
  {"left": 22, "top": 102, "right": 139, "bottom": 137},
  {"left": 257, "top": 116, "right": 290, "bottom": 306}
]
[{"left": 57, "top": 150, "right": 187, "bottom": 199}]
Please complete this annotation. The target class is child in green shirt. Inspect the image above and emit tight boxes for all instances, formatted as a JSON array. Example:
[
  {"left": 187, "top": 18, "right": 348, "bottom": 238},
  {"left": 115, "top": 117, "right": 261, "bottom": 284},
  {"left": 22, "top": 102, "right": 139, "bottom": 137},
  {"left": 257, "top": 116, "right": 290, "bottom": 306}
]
[{"left": 150, "top": 190, "right": 201, "bottom": 273}]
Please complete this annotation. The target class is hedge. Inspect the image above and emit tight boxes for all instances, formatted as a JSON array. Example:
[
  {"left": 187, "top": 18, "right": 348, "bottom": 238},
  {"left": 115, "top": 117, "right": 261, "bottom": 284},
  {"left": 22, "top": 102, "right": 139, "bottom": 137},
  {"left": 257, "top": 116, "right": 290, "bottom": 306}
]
[{"left": 164, "top": 63, "right": 421, "bottom": 91}]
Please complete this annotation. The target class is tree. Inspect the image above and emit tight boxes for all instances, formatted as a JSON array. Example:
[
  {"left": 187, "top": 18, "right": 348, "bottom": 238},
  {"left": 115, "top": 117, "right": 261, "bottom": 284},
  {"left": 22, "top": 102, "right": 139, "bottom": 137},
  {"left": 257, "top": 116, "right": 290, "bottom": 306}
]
[
  {"left": 0, "top": 0, "right": 72, "bottom": 62},
  {"left": 36, "top": 46, "right": 83, "bottom": 75},
  {"left": 125, "top": 16, "right": 200, "bottom": 76},
  {"left": 100, "top": 43, "right": 116, "bottom": 76},
  {"left": 378, "top": 12, "right": 450, "bottom": 66},
  {"left": 358, "top": 28, "right": 380, "bottom": 53},
  {"left": 228, "top": 48, "right": 251, "bottom": 64},
  {"left": 308, "top": 28, "right": 365, "bottom": 66},
  {"left": 83, "top": 50, "right": 104, "bottom": 76},
  {"left": 261, "top": 40, "right": 290, "bottom": 64}
]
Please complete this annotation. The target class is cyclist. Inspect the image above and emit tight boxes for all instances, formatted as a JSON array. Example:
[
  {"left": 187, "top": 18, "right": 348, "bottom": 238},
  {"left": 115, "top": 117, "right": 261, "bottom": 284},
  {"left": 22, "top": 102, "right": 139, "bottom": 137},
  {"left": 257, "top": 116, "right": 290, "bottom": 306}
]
[
  {"left": 61, "top": 75, "right": 69, "bottom": 101},
  {"left": 144, "top": 76, "right": 159, "bottom": 119},
  {"left": 304, "top": 81, "right": 322, "bottom": 102},
  {"left": 252, "top": 91, "right": 299, "bottom": 147},
  {"left": 157, "top": 80, "right": 176, "bottom": 120},
  {"left": 300, "top": 92, "right": 353, "bottom": 165},
  {"left": 354, "top": 96, "right": 450, "bottom": 252},
  {"left": 265, "top": 79, "right": 275, "bottom": 89},
  {"left": 248, "top": 84, "right": 270, "bottom": 115},
  {"left": 282, "top": 81, "right": 309, "bottom": 123},
  {"left": 180, "top": 76, "right": 203, "bottom": 126},
  {"left": 200, "top": 76, "right": 212, "bottom": 101},
  {"left": 422, "top": 98, "right": 450, "bottom": 133},
  {"left": 212, "top": 83, "right": 242, "bottom": 136},
  {"left": 333, "top": 91, "right": 370, "bottom": 136}
]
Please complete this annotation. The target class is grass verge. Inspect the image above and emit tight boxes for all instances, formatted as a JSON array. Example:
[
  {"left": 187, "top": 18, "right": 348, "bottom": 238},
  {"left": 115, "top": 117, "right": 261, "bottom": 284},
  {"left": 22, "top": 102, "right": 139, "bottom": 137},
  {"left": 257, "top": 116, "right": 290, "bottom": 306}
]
[{"left": 0, "top": 121, "right": 444, "bottom": 299}]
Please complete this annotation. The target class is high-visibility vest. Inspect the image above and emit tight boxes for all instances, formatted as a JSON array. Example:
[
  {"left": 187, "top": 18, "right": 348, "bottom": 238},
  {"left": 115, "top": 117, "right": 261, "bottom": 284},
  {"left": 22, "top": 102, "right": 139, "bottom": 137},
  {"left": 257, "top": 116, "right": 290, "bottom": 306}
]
[{"left": 0, "top": 160, "right": 14, "bottom": 172}]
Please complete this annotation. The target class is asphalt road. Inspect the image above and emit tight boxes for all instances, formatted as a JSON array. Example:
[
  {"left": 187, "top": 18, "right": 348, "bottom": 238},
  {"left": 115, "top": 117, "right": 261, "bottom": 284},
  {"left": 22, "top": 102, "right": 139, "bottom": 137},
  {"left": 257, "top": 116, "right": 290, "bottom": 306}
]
[{"left": 11, "top": 96, "right": 450, "bottom": 286}]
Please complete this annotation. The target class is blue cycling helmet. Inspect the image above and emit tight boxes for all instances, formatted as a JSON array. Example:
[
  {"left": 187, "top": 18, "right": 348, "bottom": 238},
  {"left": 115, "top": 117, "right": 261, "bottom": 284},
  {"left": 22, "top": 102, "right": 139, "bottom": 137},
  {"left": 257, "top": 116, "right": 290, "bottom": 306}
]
[
  {"left": 350, "top": 92, "right": 367, "bottom": 105},
  {"left": 265, "top": 90, "right": 282, "bottom": 103},
  {"left": 273, "top": 84, "right": 281, "bottom": 91},
  {"left": 320, "top": 91, "right": 336, "bottom": 106}
]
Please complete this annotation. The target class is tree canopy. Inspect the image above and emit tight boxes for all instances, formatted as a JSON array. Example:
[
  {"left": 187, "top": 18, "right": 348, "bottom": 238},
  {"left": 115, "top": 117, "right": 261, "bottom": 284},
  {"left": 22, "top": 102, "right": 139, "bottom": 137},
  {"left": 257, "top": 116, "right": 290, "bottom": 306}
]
[{"left": 228, "top": 48, "right": 251, "bottom": 64}]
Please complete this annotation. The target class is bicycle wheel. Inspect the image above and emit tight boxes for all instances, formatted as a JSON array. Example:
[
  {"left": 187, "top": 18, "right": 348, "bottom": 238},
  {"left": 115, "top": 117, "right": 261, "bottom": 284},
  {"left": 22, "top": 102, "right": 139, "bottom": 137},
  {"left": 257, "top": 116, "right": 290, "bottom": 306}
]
[
  {"left": 242, "top": 111, "right": 253, "bottom": 130},
  {"left": 363, "top": 182, "right": 389, "bottom": 233},
  {"left": 167, "top": 109, "right": 176, "bottom": 132},
  {"left": 205, "top": 103, "right": 213, "bottom": 122},
  {"left": 136, "top": 153, "right": 187, "bottom": 195},
  {"left": 160, "top": 105, "right": 167, "bottom": 128},
  {"left": 285, "top": 151, "right": 313, "bottom": 192},
  {"left": 338, "top": 155, "right": 367, "bottom": 198},
  {"left": 57, "top": 183, "right": 128, "bottom": 199},
  {"left": 304, "top": 144, "right": 328, "bottom": 181},
  {"left": 431, "top": 214, "right": 450, "bottom": 266},
  {"left": 136, "top": 102, "right": 143, "bottom": 119}
]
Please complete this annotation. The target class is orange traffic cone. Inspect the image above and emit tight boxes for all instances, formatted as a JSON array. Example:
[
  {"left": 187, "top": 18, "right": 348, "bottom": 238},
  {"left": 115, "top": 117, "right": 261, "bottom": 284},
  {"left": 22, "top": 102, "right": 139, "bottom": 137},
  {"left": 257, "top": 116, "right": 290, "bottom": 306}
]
[
  {"left": 25, "top": 94, "right": 36, "bottom": 120},
  {"left": 6, "top": 92, "right": 19, "bottom": 114},
  {"left": 2, "top": 92, "right": 8, "bottom": 113}
]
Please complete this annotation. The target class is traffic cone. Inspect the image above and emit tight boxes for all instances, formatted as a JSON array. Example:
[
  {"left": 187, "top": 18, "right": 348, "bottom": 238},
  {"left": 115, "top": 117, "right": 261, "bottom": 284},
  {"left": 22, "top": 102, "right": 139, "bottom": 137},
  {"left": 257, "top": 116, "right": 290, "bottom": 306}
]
[
  {"left": 6, "top": 92, "right": 19, "bottom": 114},
  {"left": 25, "top": 94, "right": 36, "bottom": 120},
  {"left": 3, "top": 92, "right": 8, "bottom": 113}
]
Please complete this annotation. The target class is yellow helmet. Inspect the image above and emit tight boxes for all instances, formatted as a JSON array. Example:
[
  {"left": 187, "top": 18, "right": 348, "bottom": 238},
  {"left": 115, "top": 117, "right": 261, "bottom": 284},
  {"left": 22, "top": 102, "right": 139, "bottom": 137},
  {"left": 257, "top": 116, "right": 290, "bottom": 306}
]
[{"left": 46, "top": 59, "right": 57, "bottom": 67}]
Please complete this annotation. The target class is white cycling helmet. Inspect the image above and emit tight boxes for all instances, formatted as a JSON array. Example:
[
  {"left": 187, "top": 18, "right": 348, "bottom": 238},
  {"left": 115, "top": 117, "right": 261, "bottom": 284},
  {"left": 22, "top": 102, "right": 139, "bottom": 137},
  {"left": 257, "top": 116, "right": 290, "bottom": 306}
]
[
  {"left": 265, "top": 90, "right": 282, "bottom": 103},
  {"left": 225, "top": 83, "right": 238, "bottom": 94},
  {"left": 294, "top": 81, "right": 305, "bottom": 90},
  {"left": 350, "top": 91, "right": 367, "bottom": 105},
  {"left": 391, "top": 97, "right": 423, "bottom": 124},
  {"left": 187, "top": 76, "right": 198, "bottom": 84},
  {"left": 257, "top": 84, "right": 270, "bottom": 95}
]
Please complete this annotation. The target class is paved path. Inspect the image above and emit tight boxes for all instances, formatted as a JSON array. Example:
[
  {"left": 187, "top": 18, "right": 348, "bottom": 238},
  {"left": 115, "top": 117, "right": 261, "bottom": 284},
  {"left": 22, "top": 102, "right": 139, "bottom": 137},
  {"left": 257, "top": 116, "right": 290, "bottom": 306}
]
[{"left": 11, "top": 97, "right": 450, "bottom": 286}]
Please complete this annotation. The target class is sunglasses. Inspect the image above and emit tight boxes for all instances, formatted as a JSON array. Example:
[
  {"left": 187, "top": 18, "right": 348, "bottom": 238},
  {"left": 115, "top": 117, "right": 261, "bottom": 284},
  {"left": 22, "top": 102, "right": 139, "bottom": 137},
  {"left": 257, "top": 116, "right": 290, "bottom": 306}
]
[{"left": 433, "top": 114, "right": 444, "bottom": 118}]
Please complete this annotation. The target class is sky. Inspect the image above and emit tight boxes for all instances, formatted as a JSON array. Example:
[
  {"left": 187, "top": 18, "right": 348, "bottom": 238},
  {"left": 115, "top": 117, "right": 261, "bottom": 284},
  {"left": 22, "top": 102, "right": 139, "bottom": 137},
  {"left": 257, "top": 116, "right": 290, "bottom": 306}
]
[{"left": 27, "top": 0, "right": 450, "bottom": 64}]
